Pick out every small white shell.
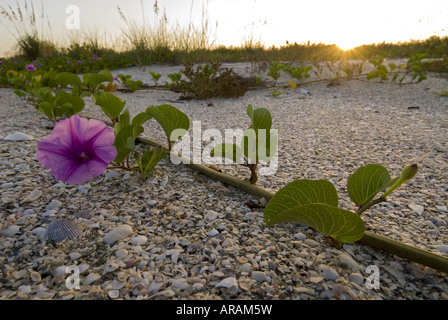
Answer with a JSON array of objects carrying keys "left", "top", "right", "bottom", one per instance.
[{"left": 45, "top": 219, "right": 83, "bottom": 243}]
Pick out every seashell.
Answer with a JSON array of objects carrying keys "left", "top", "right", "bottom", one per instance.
[{"left": 45, "top": 219, "right": 83, "bottom": 243}]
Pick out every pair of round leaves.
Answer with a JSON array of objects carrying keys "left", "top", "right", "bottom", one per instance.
[
  {"left": 265, "top": 164, "right": 407, "bottom": 243},
  {"left": 264, "top": 179, "right": 365, "bottom": 243}
]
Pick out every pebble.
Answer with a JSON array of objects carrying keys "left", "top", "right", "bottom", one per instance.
[
  {"left": 216, "top": 277, "right": 239, "bottom": 289},
  {"left": 293, "top": 232, "right": 307, "bottom": 240},
  {"left": 115, "top": 249, "right": 128, "bottom": 259},
  {"left": 4, "top": 131, "right": 34, "bottom": 141},
  {"left": 338, "top": 253, "right": 360, "bottom": 271},
  {"left": 436, "top": 205, "right": 447, "bottom": 213},
  {"left": 318, "top": 264, "right": 339, "bottom": 280},
  {"left": 409, "top": 204, "right": 424, "bottom": 215},
  {"left": 45, "top": 200, "right": 62, "bottom": 211},
  {"left": 252, "top": 271, "right": 267, "bottom": 282},
  {"left": 130, "top": 235, "right": 147, "bottom": 245},
  {"left": 349, "top": 273, "right": 364, "bottom": 285},
  {"left": 103, "top": 225, "right": 133, "bottom": 244},
  {"left": 69, "top": 252, "right": 82, "bottom": 260},
  {"left": 433, "top": 244, "right": 448, "bottom": 254},
  {"left": 108, "top": 290, "right": 120, "bottom": 299},
  {"left": 21, "top": 189, "right": 42, "bottom": 203},
  {"left": 207, "top": 229, "right": 219, "bottom": 237},
  {"left": 17, "top": 285, "right": 32, "bottom": 297},
  {"left": 78, "top": 185, "right": 91, "bottom": 195},
  {"left": 239, "top": 263, "right": 252, "bottom": 273},
  {"left": 85, "top": 273, "right": 101, "bottom": 285},
  {"left": 1, "top": 225, "right": 20, "bottom": 236}
]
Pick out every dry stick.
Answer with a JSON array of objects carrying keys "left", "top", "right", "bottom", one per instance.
[{"left": 137, "top": 136, "right": 448, "bottom": 274}]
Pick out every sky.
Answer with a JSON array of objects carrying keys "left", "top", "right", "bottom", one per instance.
[{"left": 1, "top": 0, "right": 448, "bottom": 57}]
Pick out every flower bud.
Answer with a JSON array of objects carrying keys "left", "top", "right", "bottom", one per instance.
[
  {"left": 381, "top": 163, "right": 418, "bottom": 199},
  {"left": 400, "top": 164, "right": 418, "bottom": 182}
]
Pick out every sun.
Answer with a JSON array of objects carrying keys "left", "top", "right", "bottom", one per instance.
[{"left": 336, "top": 39, "right": 361, "bottom": 51}]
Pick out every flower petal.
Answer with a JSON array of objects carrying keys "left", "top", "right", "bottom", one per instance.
[{"left": 36, "top": 115, "right": 117, "bottom": 185}]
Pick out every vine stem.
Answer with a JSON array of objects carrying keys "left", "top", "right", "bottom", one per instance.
[
  {"left": 135, "top": 136, "right": 448, "bottom": 274},
  {"left": 84, "top": 115, "right": 448, "bottom": 275}
]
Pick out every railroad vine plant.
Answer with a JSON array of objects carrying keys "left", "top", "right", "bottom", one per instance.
[
  {"left": 210, "top": 104, "right": 278, "bottom": 184},
  {"left": 264, "top": 163, "right": 418, "bottom": 244}
]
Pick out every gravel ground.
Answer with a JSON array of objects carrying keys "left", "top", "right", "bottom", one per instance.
[{"left": 1, "top": 61, "right": 448, "bottom": 300}]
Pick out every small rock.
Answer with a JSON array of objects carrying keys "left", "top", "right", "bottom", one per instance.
[
  {"left": 103, "top": 225, "right": 133, "bottom": 244},
  {"left": 21, "top": 189, "right": 42, "bottom": 203},
  {"left": 147, "top": 200, "right": 157, "bottom": 206},
  {"left": 84, "top": 273, "right": 101, "bottom": 285},
  {"left": 54, "top": 266, "right": 68, "bottom": 278},
  {"left": 115, "top": 249, "right": 128, "bottom": 259},
  {"left": 1, "top": 225, "right": 20, "bottom": 236},
  {"left": 349, "top": 272, "right": 364, "bottom": 285},
  {"left": 4, "top": 131, "right": 34, "bottom": 141},
  {"left": 207, "top": 228, "right": 219, "bottom": 237},
  {"left": 1, "top": 182, "right": 13, "bottom": 189},
  {"left": 192, "top": 283, "right": 204, "bottom": 291},
  {"left": 78, "top": 185, "right": 91, "bottom": 195},
  {"left": 338, "top": 253, "right": 360, "bottom": 271},
  {"left": 215, "top": 277, "right": 239, "bottom": 289},
  {"left": 69, "top": 252, "right": 82, "bottom": 260},
  {"left": 409, "top": 204, "right": 424, "bottom": 215},
  {"left": 108, "top": 290, "right": 120, "bottom": 299},
  {"left": 222, "top": 238, "right": 234, "bottom": 248},
  {"left": 130, "top": 235, "right": 147, "bottom": 245},
  {"left": 205, "top": 210, "right": 219, "bottom": 221},
  {"left": 433, "top": 244, "right": 448, "bottom": 253},
  {"left": 30, "top": 271, "right": 42, "bottom": 282},
  {"left": 252, "top": 271, "right": 267, "bottom": 282},
  {"left": 45, "top": 200, "right": 62, "bottom": 211},
  {"left": 169, "top": 279, "right": 189, "bottom": 290},
  {"left": 304, "top": 239, "right": 320, "bottom": 246},
  {"left": 17, "top": 285, "right": 32, "bottom": 297},
  {"left": 436, "top": 205, "right": 447, "bottom": 213},
  {"left": 105, "top": 171, "right": 121, "bottom": 179},
  {"left": 318, "top": 264, "right": 339, "bottom": 280},
  {"left": 293, "top": 232, "right": 307, "bottom": 240},
  {"left": 239, "top": 263, "right": 252, "bottom": 273}
]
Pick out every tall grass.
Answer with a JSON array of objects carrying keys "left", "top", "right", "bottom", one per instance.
[
  {"left": 1, "top": 0, "right": 448, "bottom": 67},
  {"left": 117, "top": 0, "right": 217, "bottom": 65},
  {"left": 0, "top": 0, "right": 57, "bottom": 59}
]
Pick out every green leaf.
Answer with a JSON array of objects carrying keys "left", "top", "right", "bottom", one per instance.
[
  {"left": 113, "top": 125, "right": 144, "bottom": 163},
  {"left": 132, "top": 111, "right": 153, "bottom": 127},
  {"left": 266, "top": 203, "right": 365, "bottom": 243},
  {"left": 210, "top": 143, "right": 243, "bottom": 163},
  {"left": 114, "top": 109, "right": 130, "bottom": 135},
  {"left": 146, "top": 104, "right": 190, "bottom": 144},
  {"left": 83, "top": 70, "right": 113, "bottom": 90},
  {"left": 55, "top": 72, "right": 82, "bottom": 88},
  {"left": 264, "top": 180, "right": 339, "bottom": 223},
  {"left": 141, "top": 146, "right": 166, "bottom": 179},
  {"left": 55, "top": 90, "right": 85, "bottom": 116},
  {"left": 347, "top": 164, "right": 392, "bottom": 207},
  {"left": 246, "top": 104, "right": 272, "bottom": 132},
  {"left": 94, "top": 92, "right": 126, "bottom": 121},
  {"left": 264, "top": 179, "right": 365, "bottom": 243}
]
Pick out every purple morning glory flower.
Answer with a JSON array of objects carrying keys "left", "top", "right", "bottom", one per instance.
[
  {"left": 93, "top": 54, "right": 98, "bottom": 61},
  {"left": 26, "top": 64, "right": 36, "bottom": 71},
  {"left": 36, "top": 115, "right": 117, "bottom": 185},
  {"left": 0, "top": 61, "right": 3, "bottom": 66},
  {"left": 67, "top": 61, "right": 73, "bottom": 64},
  {"left": 77, "top": 60, "right": 82, "bottom": 65}
]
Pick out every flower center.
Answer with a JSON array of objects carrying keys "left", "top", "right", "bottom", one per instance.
[{"left": 79, "top": 152, "right": 90, "bottom": 162}]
